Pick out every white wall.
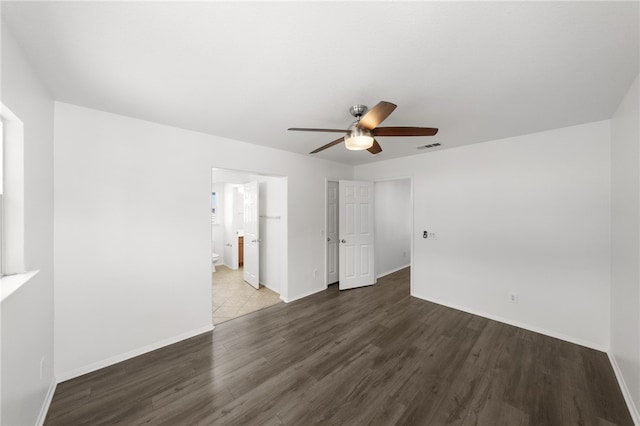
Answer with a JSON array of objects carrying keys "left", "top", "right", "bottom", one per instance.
[
  {"left": 356, "top": 121, "right": 611, "bottom": 350},
  {"left": 611, "top": 73, "right": 640, "bottom": 422},
  {"left": 375, "top": 179, "right": 411, "bottom": 277},
  {"left": 1, "top": 22, "right": 55, "bottom": 425},
  {"left": 54, "top": 102, "right": 351, "bottom": 379}
]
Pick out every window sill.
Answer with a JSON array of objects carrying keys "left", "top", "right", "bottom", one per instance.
[{"left": 1, "top": 270, "right": 39, "bottom": 303}]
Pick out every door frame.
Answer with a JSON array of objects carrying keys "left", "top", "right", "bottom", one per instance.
[
  {"left": 373, "top": 176, "right": 415, "bottom": 296},
  {"left": 211, "top": 167, "right": 288, "bottom": 297},
  {"left": 324, "top": 175, "right": 414, "bottom": 295}
]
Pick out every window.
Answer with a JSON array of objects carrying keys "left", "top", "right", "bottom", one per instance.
[{"left": 1, "top": 103, "right": 25, "bottom": 277}]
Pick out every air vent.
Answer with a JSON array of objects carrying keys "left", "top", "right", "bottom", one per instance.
[{"left": 417, "top": 142, "right": 441, "bottom": 150}]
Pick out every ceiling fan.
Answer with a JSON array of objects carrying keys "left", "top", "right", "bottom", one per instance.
[{"left": 288, "top": 101, "right": 438, "bottom": 155}]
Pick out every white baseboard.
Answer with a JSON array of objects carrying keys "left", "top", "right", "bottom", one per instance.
[
  {"left": 36, "top": 377, "right": 57, "bottom": 426},
  {"left": 608, "top": 352, "right": 640, "bottom": 425},
  {"left": 260, "top": 281, "right": 281, "bottom": 295},
  {"left": 377, "top": 263, "right": 410, "bottom": 279},
  {"left": 56, "top": 324, "right": 214, "bottom": 383},
  {"left": 412, "top": 292, "right": 607, "bottom": 352},
  {"left": 281, "top": 286, "right": 325, "bottom": 303}
]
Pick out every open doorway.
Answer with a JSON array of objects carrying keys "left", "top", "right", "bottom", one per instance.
[
  {"left": 324, "top": 177, "right": 412, "bottom": 292},
  {"left": 211, "top": 168, "right": 287, "bottom": 324},
  {"left": 374, "top": 178, "right": 412, "bottom": 280}
]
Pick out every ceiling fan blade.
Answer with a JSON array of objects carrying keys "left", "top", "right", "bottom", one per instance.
[
  {"left": 367, "top": 139, "right": 382, "bottom": 155},
  {"left": 357, "top": 101, "right": 397, "bottom": 130},
  {"left": 310, "top": 137, "right": 345, "bottom": 154},
  {"left": 373, "top": 126, "right": 439, "bottom": 137},
  {"left": 288, "top": 128, "right": 347, "bottom": 133}
]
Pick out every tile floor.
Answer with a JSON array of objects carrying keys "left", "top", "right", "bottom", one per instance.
[{"left": 212, "top": 265, "right": 282, "bottom": 325}]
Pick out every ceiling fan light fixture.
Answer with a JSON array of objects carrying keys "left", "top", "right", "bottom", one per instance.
[
  {"left": 344, "top": 126, "right": 374, "bottom": 151},
  {"left": 288, "top": 100, "right": 438, "bottom": 155}
]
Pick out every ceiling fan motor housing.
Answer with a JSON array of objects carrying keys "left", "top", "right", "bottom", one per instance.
[{"left": 349, "top": 104, "right": 368, "bottom": 119}]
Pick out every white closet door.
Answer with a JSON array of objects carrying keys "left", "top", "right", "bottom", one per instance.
[{"left": 339, "top": 180, "right": 375, "bottom": 290}]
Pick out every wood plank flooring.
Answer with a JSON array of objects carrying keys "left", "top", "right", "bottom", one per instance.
[{"left": 45, "top": 268, "right": 634, "bottom": 425}]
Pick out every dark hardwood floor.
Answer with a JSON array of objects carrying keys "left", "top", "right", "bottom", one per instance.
[{"left": 45, "top": 268, "right": 633, "bottom": 425}]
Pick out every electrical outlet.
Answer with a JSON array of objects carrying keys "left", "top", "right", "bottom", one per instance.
[
  {"left": 509, "top": 292, "right": 518, "bottom": 304},
  {"left": 313, "top": 269, "right": 318, "bottom": 278}
]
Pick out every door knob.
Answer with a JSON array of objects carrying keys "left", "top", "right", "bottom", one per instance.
[{"left": 341, "top": 239, "right": 346, "bottom": 243}]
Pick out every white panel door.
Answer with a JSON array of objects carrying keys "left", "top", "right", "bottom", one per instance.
[
  {"left": 327, "top": 181, "right": 339, "bottom": 285},
  {"left": 243, "top": 181, "right": 259, "bottom": 289},
  {"left": 339, "top": 180, "right": 375, "bottom": 290}
]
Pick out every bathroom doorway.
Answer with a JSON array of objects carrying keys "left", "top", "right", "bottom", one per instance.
[{"left": 211, "top": 168, "right": 287, "bottom": 324}]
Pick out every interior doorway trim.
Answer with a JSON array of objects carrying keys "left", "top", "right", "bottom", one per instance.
[
  {"left": 211, "top": 167, "right": 289, "bottom": 300},
  {"left": 323, "top": 176, "right": 414, "bottom": 296}
]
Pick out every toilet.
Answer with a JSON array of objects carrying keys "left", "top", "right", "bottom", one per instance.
[{"left": 211, "top": 252, "right": 220, "bottom": 272}]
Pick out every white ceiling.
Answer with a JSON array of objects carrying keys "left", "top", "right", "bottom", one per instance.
[{"left": 2, "top": 1, "right": 638, "bottom": 165}]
